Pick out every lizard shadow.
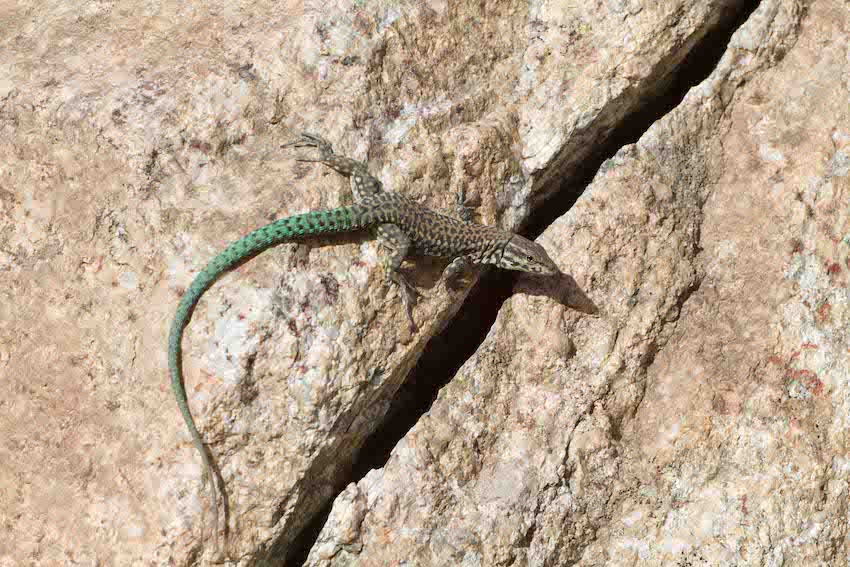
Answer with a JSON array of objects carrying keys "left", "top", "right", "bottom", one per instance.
[
  {"left": 515, "top": 271, "right": 599, "bottom": 315},
  {"left": 295, "top": 236, "right": 451, "bottom": 299},
  {"left": 396, "top": 259, "right": 599, "bottom": 321},
  {"left": 170, "top": 347, "right": 233, "bottom": 549},
  {"left": 292, "top": 236, "right": 587, "bottom": 311},
  {"left": 381, "top": 257, "right": 597, "bottom": 317},
  {"left": 402, "top": 255, "right": 458, "bottom": 290}
]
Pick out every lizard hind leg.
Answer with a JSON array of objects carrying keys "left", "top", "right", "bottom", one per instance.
[
  {"left": 283, "top": 132, "right": 353, "bottom": 175},
  {"left": 283, "top": 132, "right": 383, "bottom": 200}
]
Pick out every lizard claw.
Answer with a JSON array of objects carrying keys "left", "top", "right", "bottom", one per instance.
[
  {"left": 283, "top": 132, "right": 337, "bottom": 164},
  {"left": 282, "top": 132, "right": 333, "bottom": 151}
]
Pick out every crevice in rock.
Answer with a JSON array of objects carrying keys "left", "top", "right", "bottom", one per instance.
[
  {"left": 526, "top": 1, "right": 760, "bottom": 238},
  {"left": 284, "top": 1, "right": 761, "bottom": 563}
]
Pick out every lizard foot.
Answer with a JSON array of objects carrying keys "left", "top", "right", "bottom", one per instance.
[
  {"left": 442, "top": 256, "right": 472, "bottom": 290},
  {"left": 282, "top": 132, "right": 335, "bottom": 161}
]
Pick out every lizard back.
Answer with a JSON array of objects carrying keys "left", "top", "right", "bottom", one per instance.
[{"left": 360, "top": 192, "right": 512, "bottom": 263}]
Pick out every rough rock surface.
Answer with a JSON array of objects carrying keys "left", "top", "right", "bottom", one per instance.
[
  {"left": 309, "top": 0, "right": 850, "bottom": 564},
  {"left": 2, "top": 0, "right": 839, "bottom": 566}
]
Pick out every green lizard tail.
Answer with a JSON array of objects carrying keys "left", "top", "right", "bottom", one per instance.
[{"left": 167, "top": 205, "right": 369, "bottom": 548}]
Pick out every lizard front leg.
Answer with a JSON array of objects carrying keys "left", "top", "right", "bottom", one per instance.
[
  {"left": 375, "top": 223, "right": 418, "bottom": 332},
  {"left": 283, "top": 132, "right": 383, "bottom": 200},
  {"left": 442, "top": 256, "right": 472, "bottom": 287}
]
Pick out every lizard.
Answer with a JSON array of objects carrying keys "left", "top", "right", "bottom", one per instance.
[{"left": 167, "top": 132, "right": 561, "bottom": 552}]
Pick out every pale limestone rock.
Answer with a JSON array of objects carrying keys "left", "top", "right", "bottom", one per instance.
[
  {"left": 0, "top": 0, "right": 797, "bottom": 565},
  {"left": 310, "top": 0, "right": 850, "bottom": 565}
]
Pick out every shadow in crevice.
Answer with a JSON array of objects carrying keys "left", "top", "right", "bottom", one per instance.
[
  {"left": 284, "top": 1, "right": 761, "bottom": 564},
  {"left": 526, "top": 1, "right": 760, "bottom": 239}
]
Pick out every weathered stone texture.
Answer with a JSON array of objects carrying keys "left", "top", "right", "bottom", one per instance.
[
  {"left": 310, "top": 0, "right": 850, "bottom": 565},
  {"left": 4, "top": 0, "right": 843, "bottom": 565}
]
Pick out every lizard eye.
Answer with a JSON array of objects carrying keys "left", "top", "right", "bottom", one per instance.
[{"left": 526, "top": 254, "right": 534, "bottom": 261}]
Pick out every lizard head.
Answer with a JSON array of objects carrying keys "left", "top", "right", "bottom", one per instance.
[{"left": 499, "top": 234, "right": 561, "bottom": 275}]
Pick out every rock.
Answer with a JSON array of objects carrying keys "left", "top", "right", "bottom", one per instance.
[
  {"left": 309, "top": 0, "right": 850, "bottom": 564},
  {"left": 4, "top": 0, "right": 836, "bottom": 565}
]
